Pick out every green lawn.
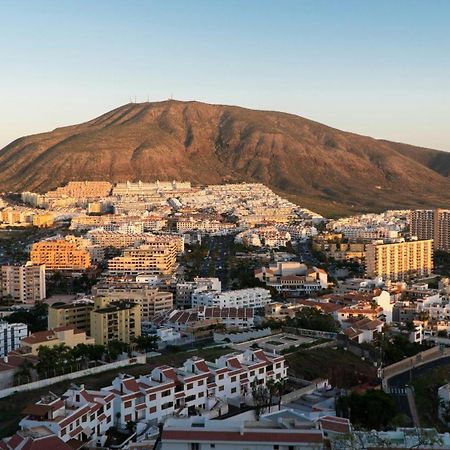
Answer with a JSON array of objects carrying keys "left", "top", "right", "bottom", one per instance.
[{"left": 0, "top": 346, "right": 230, "bottom": 438}]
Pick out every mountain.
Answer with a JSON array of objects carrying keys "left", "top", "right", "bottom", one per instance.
[{"left": 1, "top": 100, "right": 450, "bottom": 216}]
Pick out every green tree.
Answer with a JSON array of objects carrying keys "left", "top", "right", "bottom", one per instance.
[
  {"left": 286, "top": 307, "right": 339, "bottom": 332},
  {"left": 336, "top": 390, "right": 398, "bottom": 430}
]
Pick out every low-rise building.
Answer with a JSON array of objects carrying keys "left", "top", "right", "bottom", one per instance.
[
  {"left": 160, "top": 415, "right": 326, "bottom": 450},
  {"left": 20, "top": 326, "right": 95, "bottom": 355},
  {"left": 0, "top": 321, "right": 28, "bottom": 357},
  {"left": 19, "top": 387, "right": 114, "bottom": 445},
  {"left": 256, "top": 262, "right": 328, "bottom": 295},
  {"left": 192, "top": 287, "right": 271, "bottom": 309},
  {"left": 176, "top": 277, "right": 222, "bottom": 309}
]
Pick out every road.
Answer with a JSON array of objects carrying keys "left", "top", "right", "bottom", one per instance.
[
  {"left": 199, "top": 236, "right": 231, "bottom": 289},
  {"left": 386, "top": 356, "right": 450, "bottom": 424},
  {"left": 296, "top": 240, "right": 319, "bottom": 266}
]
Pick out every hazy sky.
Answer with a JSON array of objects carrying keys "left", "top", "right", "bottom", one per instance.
[{"left": 1, "top": 0, "right": 449, "bottom": 150}]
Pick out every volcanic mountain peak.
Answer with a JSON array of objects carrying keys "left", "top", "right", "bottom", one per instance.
[{"left": 1, "top": 100, "right": 450, "bottom": 216}]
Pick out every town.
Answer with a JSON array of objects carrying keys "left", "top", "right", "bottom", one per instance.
[{"left": 0, "top": 180, "right": 450, "bottom": 448}]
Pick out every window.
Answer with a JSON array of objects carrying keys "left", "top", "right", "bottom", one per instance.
[
  {"left": 198, "top": 392, "right": 204, "bottom": 398},
  {"left": 124, "top": 400, "right": 132, "bottom": 408},
  {"left": 198, "top": 379, "right": 204, "bottom": 386},
  {"left": 149, "top": 394, "right": 156, "bottom": 401},
  {"left": 61, "top": 428, "right": 66, "bottom": 436},
  {"left": 191, "top": 444, "right": 200, "bottom": 450},
  {"left": 231, "top": 376, "right": 236, "bottom": 382},
  {"left": 231, "top": 387, "right": 237, "bottom": 394},
  {"left": 186, "top": 383, "right": 194, "bottom": 390},
  {"left": 161, "top": 390, "right": 171, "bottom": 397},
  {"left": 219, "top": 386, "right": 224, "bottom": 392},
  {"left": 259, "top": 368, "right": 264, "bottom": 374},
  {"left": 149, "top": 406, "right": 157, "bottom": 414}
]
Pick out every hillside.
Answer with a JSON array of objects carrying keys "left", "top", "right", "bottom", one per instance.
[{"left": 1, "top": 100, "right": 450, "bottom": 215}]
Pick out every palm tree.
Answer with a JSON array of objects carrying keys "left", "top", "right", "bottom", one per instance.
[
  {"left": 266, "top": 378, "right": 277, "bottom": 412},
  {"left": 15, "top": 361, "right": 33, "bottom": 385},
  {"left": 275, "top": 378, "right": 287, "bottom": 410}
]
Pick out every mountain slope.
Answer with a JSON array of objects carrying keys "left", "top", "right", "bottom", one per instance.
[{"left": 1, "top": 100, "right": 449, "bottom": 215}]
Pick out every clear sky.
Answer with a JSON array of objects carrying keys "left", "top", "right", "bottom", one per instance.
[{"left": 1, "top": 0, "right": 449, "bottom": 150}]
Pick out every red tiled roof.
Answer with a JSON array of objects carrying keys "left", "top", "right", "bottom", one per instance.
[
  {"left": 319, "top": 416, "right": 351, "bottom": 433},
  {"left": 161, "top": 430, "right": 324, "bottom": 444},
  {"left": 123, "top": 378, "right": 140, "bottom": 392},
  {"left": 227, "top": 358, "right": 242, "bottom": 369}
]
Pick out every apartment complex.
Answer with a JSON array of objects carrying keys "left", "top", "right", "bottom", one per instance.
[
  {"left": 102, "top": 349, "right": 286, "bottom": 428},
  {"left": 176, "top": 277, "right": 222, "bottom": 309},
  {"left": 49, "top": 297, "right": 141, "bottom": 345},
  {"left": 93, "top": 283, "right": 173, "bottom": 321},
  {"left": 19, "top": 388, "right": 114, "bottom": 447},
  {"left": 88, "top": 230, "right": 184, "bottom": 252},
  {"left": 192, "top": 287, "right": 271, "bottom": 309},
  {"left": 48, "top": 300, "right": 94, "bottom": 332},
  {"left": 17, "top": 349, "right": 286, "bottom": 445},
  {"left": 0, "top": 321, "right": 28, "bottom": 357},
  {"left": 0, "top": 263, "right": 46, "bottom": 304},
  {"left": 30, "top": 240, "right": 91, "bottom": 271},
  {"left": 411, "top": 209, "right": 450, "bottom": 252},
  {"left": 366, "top": 239, "right": 433, "bottom": 281},
  {"left": 108, "top": 243, "right": 178, "bottom": 276},
  {"left": 90, "top": 297, "right": 141, "bottom": 345}
]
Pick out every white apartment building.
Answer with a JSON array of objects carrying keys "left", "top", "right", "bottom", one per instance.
[
  {"left": 19, "top": 388, "right": 114, "bottom": 446},
  {"left": 160, "top": 416, "right": 327, "bottom": 450},
  {"left": 20, "top": 350, "right": 286, "bottom": 442},
  {"left": 102, "top": 349, "right": 286, "bottom": 429},
  {"left": 192, "top": 287, "right": 271, "bottom": 309},
  {"left": 0, "top": 321, "right": 28, "bottom": 357},
  {"left": 176, "top": 277, "right": 222, "bottom": 309}
]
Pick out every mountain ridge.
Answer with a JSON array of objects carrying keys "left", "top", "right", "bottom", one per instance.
[{"left": 1, "top": 100, "right": 450, "bottom": 216}]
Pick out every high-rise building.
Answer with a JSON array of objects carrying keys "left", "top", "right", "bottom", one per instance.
[
  {"left": 49, "top": 297, "right": 141, "bottom": 346},
  {"left": 366, "top": 239, "right": 433, "bottom": 281},
  {"left": 0, "top": 263, "right": 46, "bottom": 304},
  {"left": 92, "top": 283, "right": 173, "bottom": 322},
  {"left": 48, "top": 300, "right": 94, "bottom": 332},
  {"left": 410, "top": 209, "right": 450, "bottom": 252},
  {"left": 90, "top": 297, "right": 141, "bottom": 346},
  {"left": 30, "top": 240, "right": 91, "bottom": 271}
]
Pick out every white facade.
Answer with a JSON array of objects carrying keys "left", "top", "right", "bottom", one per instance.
[
  {"left": 161, "top": 416, "right": 326, "bottom": 450},
  {"left": 102, "top": 349, "right": 287, "bottom": 429},
  {"left": 0, "top": 321, "right": 28, "bottom": 357},
  {"left": 192, "top": 287, "right": 271, "bottom": 309}
]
